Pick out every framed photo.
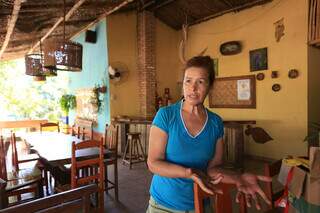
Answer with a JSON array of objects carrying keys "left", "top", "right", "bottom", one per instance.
[{"left": 250, "top": 47, "right": 268, "bottom": 71}]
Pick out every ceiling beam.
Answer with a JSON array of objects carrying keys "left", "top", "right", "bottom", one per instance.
[
  {"left": 71, "top": 0, "right": 134, "bottom": 39},
  {"left": 28, "top": 0, "right": 87, "bottom": 54},
  {"left": 190, "top": 0, "right": 272, "bottom": 26},
  {"left": 0, "top": 0, "right": 22, "bottom": 59},
  {"left": 152, "top": 0, "right": 176, "bottom": 11}
]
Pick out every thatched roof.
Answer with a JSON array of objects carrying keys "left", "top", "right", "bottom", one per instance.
[{"left": 0, "top": 0, "right": 272, "bottom": 61}]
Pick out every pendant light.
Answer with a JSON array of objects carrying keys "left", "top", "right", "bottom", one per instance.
[
  {"left": 43, "top": 0, "right": 82, "bottom": 72},
  {"left": 25, "top": 40, "right": 57, "bottom": 78}
]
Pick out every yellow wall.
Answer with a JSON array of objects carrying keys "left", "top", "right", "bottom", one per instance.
[
  {"left": 107, "top": 12, "right": 140, "bottom": 117},
  {"left": 184, "top": 0, "right": 309, "bottom": 159},
  {"left": 107, "top": 12, "right": 180, "bottom": 118},
  {"left": 156, "top": 19, "right": 181, "bottom": 102}
]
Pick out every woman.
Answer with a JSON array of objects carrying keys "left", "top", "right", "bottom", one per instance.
[{"left": 147, "top": 56, "right": 271, "bottom": 213}]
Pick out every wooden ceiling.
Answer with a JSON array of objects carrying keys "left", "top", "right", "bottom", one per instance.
[{"left": 0, "top": 0, "right": 272, "bottom": 61}]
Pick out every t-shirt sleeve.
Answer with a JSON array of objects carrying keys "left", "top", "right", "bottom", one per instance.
[
  {"left": 217, "top": 116, "right": 224, "bottom": 139},
  {"left": 152, "top": 107, "right": 169, "bottom": 134}
]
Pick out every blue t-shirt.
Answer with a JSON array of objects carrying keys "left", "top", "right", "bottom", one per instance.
[{"left": 149, "top": 101, "right": 224, "bottom": 211}]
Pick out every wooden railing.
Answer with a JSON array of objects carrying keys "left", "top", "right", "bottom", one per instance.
[
  {"left": 0, "top": 120, "right": 48, "bottom": 133},
  {"left": 0, "top": 182, "right": 98, "bottom": 212}
]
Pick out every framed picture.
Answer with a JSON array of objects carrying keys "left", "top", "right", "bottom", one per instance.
[
  {"left": 220, "top": 41, "right": 242, "bottom": 55},
  {"left": 250, "top": 47, "right": 268, "bottom": 71},
  {"left": 209, "top": 75, "right": 256, "bottom": 108}
]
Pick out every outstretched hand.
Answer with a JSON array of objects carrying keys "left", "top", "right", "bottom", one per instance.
[
  {"left": 235, "top": 173, "right": 272, "bottom": 210},
  {"left": 187, "top": 168, "right": 223, "bottom": 195}
]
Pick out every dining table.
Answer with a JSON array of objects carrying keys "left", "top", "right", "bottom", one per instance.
[{"left": 20, "top": 132, "right": 108, "bottom": 166}]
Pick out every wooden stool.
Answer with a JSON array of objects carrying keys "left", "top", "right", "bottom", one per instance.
[{"left": 122, "top": 132, "right": 147, "bottom": 169}]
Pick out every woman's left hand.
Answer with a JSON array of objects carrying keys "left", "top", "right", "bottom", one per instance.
[{"left": 235, "top": 173, "right": 272, "bottom": 210}]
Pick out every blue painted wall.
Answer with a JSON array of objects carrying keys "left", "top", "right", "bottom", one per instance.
[{"left": 68, "top": 20, "right": 110, "bottom": 133}]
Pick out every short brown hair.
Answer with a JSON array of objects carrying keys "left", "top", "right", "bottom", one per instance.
[{"left": 184, "top": 56, "right": 215, "bottom": 87}]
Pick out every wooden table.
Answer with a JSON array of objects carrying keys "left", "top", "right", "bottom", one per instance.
[{"left": 21, "top": 132, "right": 107, "bottom": 166}]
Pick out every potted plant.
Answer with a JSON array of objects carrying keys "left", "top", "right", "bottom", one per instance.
[
  {"left": 94, "top": 78, "right": 107, "bottom": 94},
  {"left": 59, "top": 94, "right": 76, "bottom": 125},
  {"left": 92, "top": 87, "right": 103, "bottom": 113}
]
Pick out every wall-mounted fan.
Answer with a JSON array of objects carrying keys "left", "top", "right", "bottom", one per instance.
[{"left": 108, "top": 62, "right": 129, "bottom": 85}]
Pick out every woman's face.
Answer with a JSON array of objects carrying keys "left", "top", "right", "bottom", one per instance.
[{"left": 183, "top": 67, "right": 210, "bottom": 106}]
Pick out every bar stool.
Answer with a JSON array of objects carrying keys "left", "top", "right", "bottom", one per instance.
[{"left": 122, "top": 132, "right": 147, "bottom": 169}]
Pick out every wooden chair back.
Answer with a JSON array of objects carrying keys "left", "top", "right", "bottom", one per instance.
[
  {"left": 0, "top": 136, "right": 7, "bottom": 181},
  {"left": 264, "top": 159, "right": 283, "bottom": 209},
  {"left": 71, "top": 118, "right": 93, "bottom": 140},
  {"left": 40, "top": 122, "right": 60, "bottom": 133},
  {"left": 71, "top": 139, "right": 104, "bottom": 212},
  {"left": 9, "top": 132, "right": 19, "bottom": 172},
  {"left": 105, "top": 123, "right": 119, "bottom": 156},
  {"left": 0, "top": 184, "right": 98, "bottom": 213},
  {"left": 194, "top": 182, "right": 247, "bottom": 213}
]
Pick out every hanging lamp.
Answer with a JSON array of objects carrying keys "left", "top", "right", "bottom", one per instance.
[
  {"left": 25, "top": 40, "right": 57, "bottom": 78},
  {"left": 43, "top": 0, "right": 82, "bottom": 72}
]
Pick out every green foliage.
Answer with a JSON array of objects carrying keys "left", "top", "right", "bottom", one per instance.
[
  {"left": 0, "top": 59, "right": 68, "bottom": 121},
  {"left": 92, "top": 85, "right": 103, "bottom": 113},
  {"left": 59, "top": 94, "right": 76, "bottom": 114}
]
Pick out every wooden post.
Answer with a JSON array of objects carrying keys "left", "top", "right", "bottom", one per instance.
[{"left": 0, "top": 178, "right": 8, "bottom": 209}]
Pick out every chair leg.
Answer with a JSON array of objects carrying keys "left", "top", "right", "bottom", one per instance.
[
  {"left": 129, "top": 139, "right": 133, "bottom": 169},
  {"left": 122, "top": 139, "right": 130, "bottom": 163},
  {"left": 114, "top": 161, "right": 119, "bottom": 202},
  {"left": 37, "top": 179, "right": 44, "bottom": 198},
  {"left": 105, "top": 164, "right": 108, "bottom": 194},
  {"left": 137, "top": 138, "right": 147, "bottom": 167},
  {"left": 134, "top": 141, "right": 139, "bottom": 159}
]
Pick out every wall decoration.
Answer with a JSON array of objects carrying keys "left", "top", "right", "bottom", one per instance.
[
  {"left": 271, "top": 71, "right": 278, "bottom": 78},
  {"left": 250, "top": 47, "right": 268, "bottom": 71},
  {"left": 288, "top": 69, "right": 299, "bottom": 79},
  {"left": 209, "top": 75, "right": 256, "bottom": 108},
  {"left": 75, "top": 88, "right": 98, "bottom": 123},
  {"left": 274, "top": 18, "right": 285, "bottom": 42},
  {"left": 272, "top": 83, "right": 281, "bottom": 92},
  {"left": 256, "top": 73, "right": 265, "bottom": 81},
  {"left": 220, "top": 41, "right": 242, "bottom": 55}
]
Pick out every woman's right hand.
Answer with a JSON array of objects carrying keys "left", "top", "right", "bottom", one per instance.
[{"left": 186, "top": 168, "right": 223, "bottom": 195}]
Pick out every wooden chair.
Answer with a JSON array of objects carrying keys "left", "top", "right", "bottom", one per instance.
[
  {"left": 70, "top": 139, "right": 105, "bottom": 212},
  {"left": 194, "top": 182, "right": 247, "bottom": 213},
  {"left": 40, "top": 122, "right": 60, "bottom": 133},
  {"left": 10, "top": 132, "right": 39, "bottom": 171},
  {"left": 71, "top": 118, "right": 93, "bottom": 140},
  {"left": 122, "top": 132, "right": 147, "bottom": 169},
  {"left": 104, "top": 123, "right": 119, "bottom": 201},
  {"left": 264, "top": 160, "right": 284, "bottom": 211},
  {"left": 0, "top": 184, "right": 98, "bottom": 212},
  {"left": 0, "top": 135, "right": 43, "bottom": 208}
]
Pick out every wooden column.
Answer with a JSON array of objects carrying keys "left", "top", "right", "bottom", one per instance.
[{"left": 0, "top": 178, "right": 8, "bottom": 210}]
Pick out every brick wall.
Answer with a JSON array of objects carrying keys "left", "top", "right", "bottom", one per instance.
[{"left": 137, "top": 10, "right": 156, "bottom": 119}]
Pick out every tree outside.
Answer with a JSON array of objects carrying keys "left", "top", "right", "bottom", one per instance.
[{"left": 0, "top": 59, "right": 69, "bottom": 121}]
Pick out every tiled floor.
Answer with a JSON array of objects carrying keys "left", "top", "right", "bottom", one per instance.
[
  {"left": 103, "top": 158, "right": 280, "bottom": 213},
  {"left": 104, "top": 161, "right": 152, "bottom": 213}
]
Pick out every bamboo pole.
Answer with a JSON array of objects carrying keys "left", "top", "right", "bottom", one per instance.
[
  {"left": 0, "top": 0, "right": 22, "bottom": 59},
  {"left": 28, "top": 0, "right": 87, "bottom": 54}
]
